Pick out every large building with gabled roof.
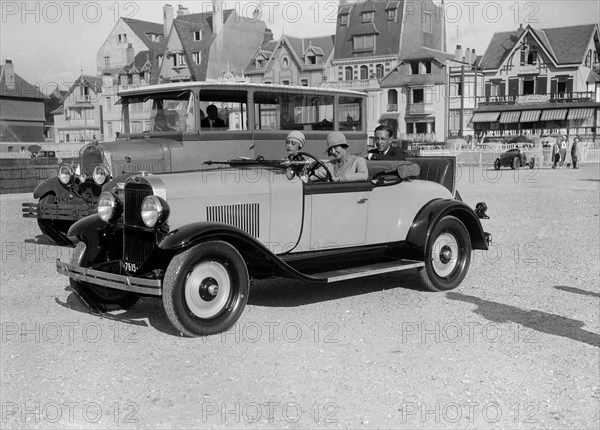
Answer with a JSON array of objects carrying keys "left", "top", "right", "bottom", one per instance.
[
  {"left": 244, "top": 32, "right": 336, "bottom": 86},
  {"left": 0, "top": 60, "right": 47, "bottom": 144},
  {"left": 473, "top": 23, "right": 600, "bottom": 142}
]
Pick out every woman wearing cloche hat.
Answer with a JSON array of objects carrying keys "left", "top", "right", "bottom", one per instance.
[
  {"left": 312, "top": 131, "right": 368, "bottom": 182},
  {"left": 285, "top": 130, "right": 306, "bottom": 161}
]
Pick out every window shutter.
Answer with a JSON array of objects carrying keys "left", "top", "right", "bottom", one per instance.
[
  {"left": 550, "top": 78, "right": 557, "bottom": 94},
  {"left": 508, "top": 77, "right": 519, "bottom": 96},
  {"left": 485, "top": 82, "right": 491, "bottom": 98},
  {"left": 566, "top": 77, "right": 574, "bottom": 93},
  {"left": 536, "top": 76, "right": 547, "bottom": 95},
  {"left": 499, "top": 81, "right": 506, "bottom": 97}
]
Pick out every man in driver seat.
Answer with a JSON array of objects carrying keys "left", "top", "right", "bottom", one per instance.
[{"left": 312, "top": 132, "right": 368, "bottom": 182}]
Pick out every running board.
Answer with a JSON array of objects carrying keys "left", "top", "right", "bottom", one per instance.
[{"left": 311, "top": 260, "right": 424, "bottom": 283}]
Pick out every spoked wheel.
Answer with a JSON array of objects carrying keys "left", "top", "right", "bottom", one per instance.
[
  {"left": 163, "top": 241, "right": 249, "bottom": 337},
  {"left": 418, "top": 216, "right": 472, "bottom": 292},
  {"left": 69, "top": 242, "right": 140, "bottom": 311},
  {"left": 494, "top": 159, "right": 500, "bottom": 170},
  {"left": 37, "top": 194, "right": 74, "bottom": 246}
]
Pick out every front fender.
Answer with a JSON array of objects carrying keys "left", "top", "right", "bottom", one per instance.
[
  {"left": 405, "top": 199, "right": 488, "bottom": 255},
  {"left": 68, "top": 215, "right": 122, "bottom": 263},
  {"left": 159, "top": 222, "right": 321, "bottom": 282},
  {"left": 33, "top": 176, "right": 70, "bottom": 199}
]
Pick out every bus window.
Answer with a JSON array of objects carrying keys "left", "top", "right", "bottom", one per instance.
[
  {"left": 338, "top": 96, "right": 363, "bottom": 131},
  {"left": 254, "top": 92, "right": 334, "bottom": 131},
  {"left": 199, "top": 89, "right": 248, "bottom": 131}
]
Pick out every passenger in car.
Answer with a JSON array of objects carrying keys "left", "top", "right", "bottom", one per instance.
[
  {"left": 285, "top": 130, "right": 306, "bottom": 161},
  {"left": 313, "top": 131, "right": 368, "bottom": 182},
  {"left": 368, "top": 125, "right": 412, "bottom": 160},
  {"left": 201, "top": 105, "right": 226, "bottom": 129}
]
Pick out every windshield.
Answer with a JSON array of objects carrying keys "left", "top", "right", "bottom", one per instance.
[{"left": 121, "top": 91, "right": 195, "bottom": 134}]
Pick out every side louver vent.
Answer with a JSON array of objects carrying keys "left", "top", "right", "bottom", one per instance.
[{"left": 207, "top": 203, "right": 259, "bottom": 238}]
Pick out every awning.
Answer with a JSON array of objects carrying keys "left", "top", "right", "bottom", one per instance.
[
  {"left": 471, "top": 112, "right": 500, "bottom": 122},
  {"left": 499, "top": 111, "right": 521, "bottom": 123},
  {"left": 540, "top": 109, "right": 567, "bottom": 121},
  {"left": 379, "top": 113, "right": 400, "bottom": 120},
  {"left": 520, "top": 110, "right": 541, "bottom": 122},
  {"left": 568, "top": 108, "right": 594, "bottom": 120}
]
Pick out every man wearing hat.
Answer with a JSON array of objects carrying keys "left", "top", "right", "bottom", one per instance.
[
  {"left": 312, "top": 131, "right": 368, "bottom": 182},
  {"left": 285, "top": 130, "right": 305, "bottom": 161}
]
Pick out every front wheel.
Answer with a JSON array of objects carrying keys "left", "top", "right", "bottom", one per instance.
[
  {"left": 69, "top": 242, "right": 140, "bottom": 310},
  {"left": 418, "top": 216, "right": 472, "bottom": 292},
  {"left": 162, "top": 241, "right": 249, "bottom": 337}
]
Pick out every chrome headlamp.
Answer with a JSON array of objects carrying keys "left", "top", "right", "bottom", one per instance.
[
  {"left": 141, "top": 195, "right": 169, "bottom": 228},
  {"left": 92, "top": 164, "right": 110, "bottom": 185},
  {"left": 58, "top": 164, "right": 75, "bottom": 185},
  {"left": 97, "top": 192, "right": 122, "bottom": 222}
]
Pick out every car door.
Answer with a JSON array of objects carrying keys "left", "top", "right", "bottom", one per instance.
[{"left": 304, "top": 181, "right": 373, "bottom": 249}]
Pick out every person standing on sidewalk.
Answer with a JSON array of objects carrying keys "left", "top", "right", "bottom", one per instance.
[
  {"left": 571, "top": 137, "right": 580, "bottom": 169},
  {"left": 558, "top": 135, "right": 568, "bottom": 168}
]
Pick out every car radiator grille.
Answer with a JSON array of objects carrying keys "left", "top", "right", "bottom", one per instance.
[
  {"left": 80, "top": 145, "right": 104, "bottom": 177},
  {"left": 123, "top": 182, "right": 155, "bottom": 271},
  {"left": 207, "top": 203, "right": 259, "bottom": 238}
]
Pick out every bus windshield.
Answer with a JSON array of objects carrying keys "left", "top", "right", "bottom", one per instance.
[{"left": 122, "top": 91, "right": 195, "bottom": 134}]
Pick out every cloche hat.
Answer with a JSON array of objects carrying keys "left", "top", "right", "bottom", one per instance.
[
  {"left": 286, "top": 130, "right": 305, "bottom": 148},
  {"left": 326, "top": 131, "right": 349, "bottom": 151}
]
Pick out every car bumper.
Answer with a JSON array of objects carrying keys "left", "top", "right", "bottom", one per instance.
[
  {"left": 56, "top": 260, "right": 163, "bottom": 296},
  {"left": 22, "top": 202, "right": 97, "bottom": 220}
]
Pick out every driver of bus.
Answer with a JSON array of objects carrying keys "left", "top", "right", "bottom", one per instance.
[{"left": 153, "top": 112, "right": 174, "bottom": 132}]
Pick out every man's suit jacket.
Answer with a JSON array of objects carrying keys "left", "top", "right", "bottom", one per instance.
[
  {"left": 201, "top": 117, "right": 226, "bottom": 128},
  {"left": 368, "top": 145, "right": 411, "bottom": 160}
]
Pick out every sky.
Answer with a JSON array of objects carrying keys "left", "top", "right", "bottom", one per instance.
[{"left": 1, "top": 0, "right": 598, "bottom": 93}]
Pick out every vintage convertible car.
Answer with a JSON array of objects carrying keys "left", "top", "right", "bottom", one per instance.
[
  {"left": 56, "top": 155, "right": 491, "bottom": 337},
  {"left": 494, "top": 147, "right": 535, "bottom": 170}
]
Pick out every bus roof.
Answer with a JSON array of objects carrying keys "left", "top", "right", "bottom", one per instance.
[{"left": 117, "top": 81, "right": 366, "bottom": 98}]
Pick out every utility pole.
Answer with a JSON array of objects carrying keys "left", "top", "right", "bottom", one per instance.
[{"left": 460, "top": 65, "right": 465, "bottom": 138}]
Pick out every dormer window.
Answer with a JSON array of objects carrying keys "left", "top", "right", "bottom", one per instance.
[
  {"left": 388, "top": 9, "right": 397, "bottom": 20},
  {"left": 118, "top": 34, "right": 127, "bottom": 43},
  {"left": 306, "top": 55, "right": 317, "bottom": 65},
  {"left": 340, "top": 14, "right": 349, "bottom": 25},
  {"left": 362, "top": 11, "right": 374, "bottom": 23},
  {"left": 410, "top": 62, "right": 419, "bottom": 75},
  {"left": 193, "top": 30, "right": 201, "bottom": 41},
  {"left": 353, "top": 35, "right": 375, "bottom": 52},
  {"left": 192, "top": 52, "right": 201, "bottom": 64}
]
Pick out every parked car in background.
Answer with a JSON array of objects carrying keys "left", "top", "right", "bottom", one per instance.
[
  {"left": 494, "top": 147, "right": 535, "bottom": 170},
  {"left": 56, "top": 155, "right": 491, "bottom": 337},
  {"left": 22, "top": 82, "right": 368, "bottom": 245}
]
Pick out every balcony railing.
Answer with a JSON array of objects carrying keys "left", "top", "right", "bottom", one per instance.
[
  {"left": 406, "top": 103, "right": 435, "bottom": 115},
  {"left": 387, "top": 104, "right": 398, "bottom": 112},
  {"left": 550, "top": 91, "right": 596, "bottom": 102},
  {"left": 399, "top": 133, "right": 437, "bottom": 143},
  {"left": 477, "top": 95, "right": 517, "bottom": 106}
]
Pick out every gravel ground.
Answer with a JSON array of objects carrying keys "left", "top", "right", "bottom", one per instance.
[{"left": 1, "top": 164, "right": 599, "bottom": 429}]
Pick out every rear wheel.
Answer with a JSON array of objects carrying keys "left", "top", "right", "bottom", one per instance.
[
  {"left": 69, "top": 242, "right": 140, "bottom": 310},
  {"left": 494, "top": 159, "right": 500, "bottom": 170},
  {"left": 163, "top": 241, "right": 249, "bottom": 337},
  {"left": 418, "top": 216, "right": 472, "bottom": 292},
  {"left": 36, "top": 194, "right": 74, "bottom": 246}
]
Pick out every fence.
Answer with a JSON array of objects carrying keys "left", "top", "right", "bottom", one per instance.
[
  {"left": 0, "top": 158, "right": 62, "bottom": 194},
  {"left": 420, "top": 148, "right": 600, "bottom": 166}
]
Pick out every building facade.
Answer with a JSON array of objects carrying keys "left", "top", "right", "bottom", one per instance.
[
  {"left": 332, "top": 0, "right": 446, "bottom": 133},
  {"left": 0, "top": 60, "right": 47, "bottom": 144},
  {"left": 52, "top": 75, "right": 103, "bottom": 143},
  {"left": 244, "top": 31, "right": 336, "bottom": 87},
  {"left": 473, "top": 24, "right": 600, "bottom": 142}
]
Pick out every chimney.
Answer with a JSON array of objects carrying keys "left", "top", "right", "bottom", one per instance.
[
  {"left": 3, "top": 60, "right": 15, "bottom": 91},
  {"left": 470, "top": 49, "right": 476, "bottom": 65},
  {"left": 517, "top": 23, "right": 524, "bottom": 33},
  {"left": 177, "top": 4, "right": 189, "bottom": 16},
  {"left": 454, "top": 45, "right": 463, "bottom": 62},
  {"left": 263, "top": 28, "right": 274, "bottom": 45},
  {"left": 126, "top": 43, "right": 134, "bottom": 64},
  {"left": 252, "top": 7, "right": 260, "bottom": 20},
  {"left": 163, "top": 4, "right": 174, "bottom": 37},
  {"left": 464, "top": 48, "right": 472, "bottom": 65}
]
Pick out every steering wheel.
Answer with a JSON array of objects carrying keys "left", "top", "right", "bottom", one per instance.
[{"left": 297, "top": 152, "right": 333, "bottom": 182}]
